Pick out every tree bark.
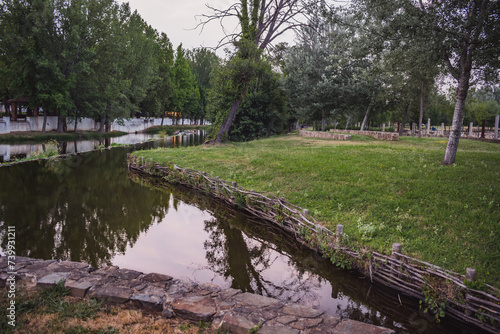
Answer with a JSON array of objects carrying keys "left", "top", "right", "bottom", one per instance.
[
  {"left": 441, "top": 48, "right": 473, "bottom": 164},
  {"left": 100, "top": 114, "right": 106, "bottom": 133},
  {"left": 42, "top": 112, "right": 47, "bottom": 133},
  {"left": 321, "top": 110, "right": 326, "bottom": 132},
  {"left": 360, "top": 101, "right": 373, "bottom": 131},
  {"left": 57, "top": 114, "right": 64, "bottom": 133},
  {"left": 418, "top": 79, "right": 424, "bottom": 138},
  {"left": 399, "top": 103, "right": 410, "bottom": 136},
  {"left": 441, "top": 74, "right": 470, "bottom": 165},
  {"left": 214, "top": 83, "right": 249, "bottom": 143}
]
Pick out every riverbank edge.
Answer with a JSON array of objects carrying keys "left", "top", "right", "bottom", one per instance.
[
  {"left": 126, "top": 157, "right": 500, "bottom": 333},
  {"left": 0, "top": 256, "right": 394, "bottom": 334}
]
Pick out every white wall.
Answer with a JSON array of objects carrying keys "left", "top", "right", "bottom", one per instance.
[{"left": 0, "top": 116, "right": 210, "bottom": 134}]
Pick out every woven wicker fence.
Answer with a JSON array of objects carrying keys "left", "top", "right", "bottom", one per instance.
[{"left": 127, "top": 155, "right": 500, "bottom": 333}]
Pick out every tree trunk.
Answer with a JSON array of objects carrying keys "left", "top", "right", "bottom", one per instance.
[
  {"left": 360, "top": 101, "right": 373, "bottom": 131},
  {"left": 441, "top": 75, "right": 470, "bottom": 165},
  {"left": 161, "top": 115, "right": 165, "bottom": 126},
  {"left": 42, "top": 112, "right": 47, "bottom": 133},
  {"left": 418, "top": 79, "right": 424, "bottom": 138},
  {"left": 57, "top": 114, "right": 64, "bottom": 133},
  {"left": 441, "top": 50, "right": 473, "bottom": 164},
  {"left": 399, "top": 103, "right": 410, "bottom": 136},
  {"left": 74, "top": 117, "right": 78, "bottom": 132},
  {"left": 214, "top": 83, "right": 249, "bottom": 143},
  {"left": 215, "top": 96, "right": 245, "bottom": 143},
  {"left": 100, "top": 114, "right": 106, "bottom": 133},
  {"left": 321, "top": 110, "right": 326, "bottom": 132}
]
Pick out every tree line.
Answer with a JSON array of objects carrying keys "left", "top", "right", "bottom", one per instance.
[
  {"left": 204, "top": 0, "right": 499, "bottom": 164},
  {"left": 1, "top": 0, "right": 499, "bottom": 164},
  {"left": 0, "top": 0, "right": 218, "bottom": 132}
]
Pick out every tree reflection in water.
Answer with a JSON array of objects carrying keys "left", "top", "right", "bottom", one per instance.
[{"left": 0, "top": 148, "right": 171, "bottom": 268}]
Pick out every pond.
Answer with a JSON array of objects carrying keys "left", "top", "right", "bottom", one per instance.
[{"left": 0, "top": 131, "right": 482, "bottom": 333}]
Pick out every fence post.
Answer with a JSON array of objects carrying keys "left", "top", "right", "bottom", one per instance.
[
  {"left": 469, "top": 122, "right": 474, "bottom": 137},
  {"left": 495, "top": 115, "right": 499, "bottom": 140},
  {"left": 336, "top": 224, "right": 343, "bottom": 245},
  {"left": 465, "top": 268, "right": 476, "bottom": 317},
  {"left": 392, "top": 243, "right": 402, "bottom": 260}
]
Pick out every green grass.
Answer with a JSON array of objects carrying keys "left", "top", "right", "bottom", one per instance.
[
  {"left": 0, "top": 131, "right": 127, "bottom": 144},
  {"left": 132, "top": 134, "right": 500, "bottom": 287}
]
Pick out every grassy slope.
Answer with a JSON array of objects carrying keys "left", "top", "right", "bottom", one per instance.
[{"left": 133, "top": 134, "right": 500, "bottom": 286}]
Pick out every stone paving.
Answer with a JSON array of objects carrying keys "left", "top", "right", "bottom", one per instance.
[{"left": 0, "top": 256, "right": 394, "bottom": 334}]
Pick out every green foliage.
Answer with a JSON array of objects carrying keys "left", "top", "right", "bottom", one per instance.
[
  {"left": 419, "top": 278, "right": 448, "bottom": 323},
  {"left": 172, "top": 44, "right": 202, "bottom": 122},
  {"left": 0, "top": 0, "right": 160, "bottom": 130},
  {"left": 228, "top": 60, "right": 288, "bottom": 142}
]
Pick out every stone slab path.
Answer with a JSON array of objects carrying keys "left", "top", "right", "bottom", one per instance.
[{"left": 1, "top": 256, "right": 394, "bottom": 334}]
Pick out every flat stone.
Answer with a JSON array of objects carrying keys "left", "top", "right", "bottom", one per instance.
[
  {"left": 232, "top": 292, "right": 281, "bottom": 308},
  {"left": 115, "top": 268, "right": 142, "bottom": 280},
  {"left": 92, "top": 265, "right": 119, "bottom": 276},
  {"left": 289, "top": 317, "right": 323, "bottom": 330},
  {"left": 218, "top": 288, "right": 241, "bottom": 301},
  {"left": 282, "top": 304, "right": 323, "bottom": 318},
  {"left": 259, "top": 325, "right": 299, "bottom": 334},
  {"left": 23, "top": 260, "right": 57, "bottom": 273},
  {"left": 172, "top": 295, "right": 216, "bottom": 322},
  {"left": 306, "top": 315, "right": 342, "bottom": 334},
  {"left": 166, "top": 279, "right": 197, "bottom": 296},
  {"left": 219, "top": 312, "right": 261, "bottom": 334},
  {"left": 142, "top": 272, "right": 172, "bottom": 287},
  {"left": 65, "top": 276, "right": 101, "bottom": 297},
  {"left": 37, "top": 272, "right": 71, "bottom": 289},
  {"left": 333, "top": 319, "right": 395, "bottom": 334},
  {"left": 59, "top": 261, "right": 92, "bottom": 270},
  {"left": 90, "top": 285, "right": 133, "bottom": 304},
  {"left": 276, "top": 315, "right": 297, "bottom": 325},
  {"left": 131, "top": 287, "right": 166, "bottom": 310},
  {"left": 197, "top": 283, "right": 221, "bottom": 295}
]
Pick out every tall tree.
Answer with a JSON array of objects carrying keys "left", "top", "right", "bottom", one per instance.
[
  {"left": 354, "top": 0, "right": 500, "bottom": 164},
  {"left": 202, "top": 0, "right": 314, "bottom": 143},
  {"left": 140, "top": 32, "right": 175, "bottom": 124},
  {"left": 172, "top": 44, "right": 201, "bottom": 124},
  {"left": 186, "top": 48, "right": 220, "bottom": 124}
]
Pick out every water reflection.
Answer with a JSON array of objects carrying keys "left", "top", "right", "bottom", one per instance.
[{"left": 0, "top": 131, "right": 204, "bottom": 162}]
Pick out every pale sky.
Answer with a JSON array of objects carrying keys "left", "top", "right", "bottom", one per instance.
[{"left": 117, "top": 0, "right": 240, "bottom": 54}]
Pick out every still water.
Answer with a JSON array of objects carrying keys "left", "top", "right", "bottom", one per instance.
[{"left": 0, "top": 132, "right": 482, "bottom": 333}]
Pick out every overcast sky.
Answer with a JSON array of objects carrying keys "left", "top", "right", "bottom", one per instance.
[{"left": 117, "top": 0, "right": 240, "bottom": 54}]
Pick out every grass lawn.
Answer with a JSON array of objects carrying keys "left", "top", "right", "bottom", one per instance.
[{"left": 132, "top": 133, "right": 500, "bottom": 287}]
